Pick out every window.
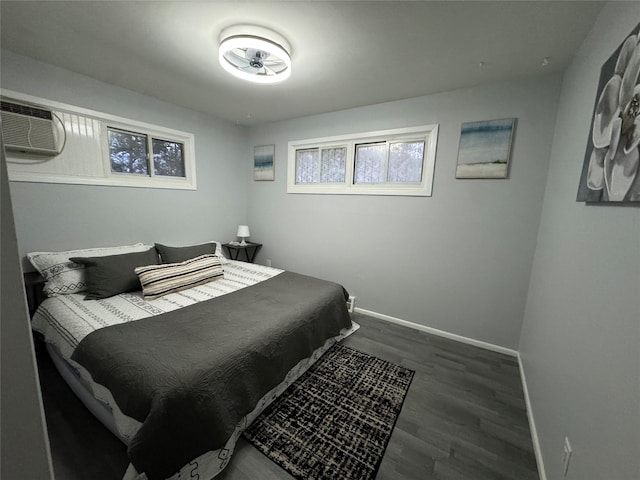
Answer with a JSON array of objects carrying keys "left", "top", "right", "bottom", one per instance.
[
  {"left": 353, "top": 140, "right": 425, "bottom": 183},
  {"left": 100, "top": 121, "right": 194, "bottom": 189},
  {"left": 295, "top": 146, "right": 347, "bottom": 184},
  {"left": 108, "top": 129, "right": 149, "bottom": 175},
  {"left": 153, "top": 138, "right": 185, "bottom": 177},
  {"left": 107, "top": 127, "right": 186, "bottom": 179},
  {"left": 288, "top": 125, "right": 438, "bottom": 196},
  {"left": 387, "top": 141, "right": 424, "bottom": 183}
]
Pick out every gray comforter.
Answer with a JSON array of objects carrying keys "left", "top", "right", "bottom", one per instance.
[{"left": 71, "top": 271, "right": 351, "bottom": 480}]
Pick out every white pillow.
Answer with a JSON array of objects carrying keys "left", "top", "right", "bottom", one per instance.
[
  {"left": 28, "top": 243, "right": 154, "bottom": 297},
  {"left": 211, "top": 240, "right": 230, "bottom": 264}
]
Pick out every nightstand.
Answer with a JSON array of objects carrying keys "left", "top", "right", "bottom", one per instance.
[
  {"left": 24, "top": 271, "right": 46, "bottom": 317},
  {"left": 222, "top": 242, "right": 262, "bottom": 263}
]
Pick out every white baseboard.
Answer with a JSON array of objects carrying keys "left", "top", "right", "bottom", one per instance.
[
  {"left": 353, "top": 306, "right": 545, "bottom": 480},
  {"left": 517, "top": 353, "right": 547, "bottom": 480},
  {"left": 353, "top": 307, "right": 518, "bottom": 357}
]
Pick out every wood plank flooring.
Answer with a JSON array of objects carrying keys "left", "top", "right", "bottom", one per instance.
[{"left": 35, "top": 312, "right": 539, "bottom": 480}]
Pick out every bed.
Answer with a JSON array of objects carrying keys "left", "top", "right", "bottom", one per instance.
[{"left": 28, "top": 242, "right": 357, "bottom": 480}]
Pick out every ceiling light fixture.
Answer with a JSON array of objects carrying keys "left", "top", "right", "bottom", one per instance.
[{"left": 218, "top": 25, "right": 292, "bottom": 84}]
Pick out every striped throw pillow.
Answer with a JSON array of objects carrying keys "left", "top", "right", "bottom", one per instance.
[{"left": 135, "top": 254, "right": 224, "bottom": 300}]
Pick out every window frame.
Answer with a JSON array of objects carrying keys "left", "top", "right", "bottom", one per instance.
[
  {"left": 106, "top": 127, "right": 151, "bottom": 176},
  {"left": 287, "top": 124, "right": 438, "bottom": 196},
  {"left": 294, "top": 144, "right": 349, "bottom": 185},
  {"left": 102, "top": 122, "right": 194, "bottom": 189}
]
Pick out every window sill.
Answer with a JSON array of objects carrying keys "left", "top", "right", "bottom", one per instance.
[{"left": 9, "top": 171, "right": 196, "bottom": 190}]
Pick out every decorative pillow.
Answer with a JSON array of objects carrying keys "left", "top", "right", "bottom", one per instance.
[
  {"left": 28, "top": 243, "right": 153, "bottom": 297},
  {"left": 155, "top": 242, "right": 217, "bottom": 264},
  {"left": 135, "top": 254, "right": 224, "bottom": 300},
  {"left": 211, "top": 241, "right": 229, "bottom": 264},
  {"left": 70, "top": 248, "right": 159, "bottom": 300}
]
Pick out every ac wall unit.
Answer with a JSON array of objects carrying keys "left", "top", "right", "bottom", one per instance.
[{"left": 0, "top": 100, "right": 62, "bottom": 156}]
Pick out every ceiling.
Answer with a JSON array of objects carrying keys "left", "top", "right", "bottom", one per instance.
[{"left": 0, "top": 1, "right": 603, "bottom": 126}]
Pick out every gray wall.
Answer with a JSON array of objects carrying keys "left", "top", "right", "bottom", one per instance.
[
  {"left": 1, "top": 51, "right": 250, "bottom": 264},
  {"left": 247, "top": 74, "right": 562, "bottom": 349},
  {"left": 1, "top": 143, "right": 54, "bottom": 479},
  {"left": 519, "top": 3, "right": 640, "bottom": 480}
]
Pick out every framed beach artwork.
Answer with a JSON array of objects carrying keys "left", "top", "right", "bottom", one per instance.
[
  {"left": 455, "top": 118, "right": 516, "bottom": 179},
  {"left": 576, "top": 21, "right": 640, "bottom": 203},
  {"left": 254, "top": 144, "right": 275, "bottom": 181}
]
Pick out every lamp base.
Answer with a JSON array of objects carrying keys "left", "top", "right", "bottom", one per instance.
[{"left": 239, "top": 238, "right": 247, "bottom": 246}]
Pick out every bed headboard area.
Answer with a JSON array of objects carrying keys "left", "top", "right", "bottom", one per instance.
[{"left": 21, "top": 241, "right": 227, "bottom": 318}]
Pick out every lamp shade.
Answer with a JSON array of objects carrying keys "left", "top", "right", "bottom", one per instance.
[{"left": 237, "top": 225, "right": 250, "bottom": 238}]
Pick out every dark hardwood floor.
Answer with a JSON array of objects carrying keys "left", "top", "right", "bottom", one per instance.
[{"left": 35, "top": 313, "right": 539, "bottom": 480}]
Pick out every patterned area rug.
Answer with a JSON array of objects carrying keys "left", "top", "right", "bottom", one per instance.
[{"left": 243, "top": 344, "right": 414, "bottom": 480}]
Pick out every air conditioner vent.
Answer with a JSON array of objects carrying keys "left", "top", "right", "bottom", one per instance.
[
  {"left": 1, "top": 101, "right": 53, "bottom": 120},
  {"left": 0, "top": 100, "right": 61, "bottom": 156}
]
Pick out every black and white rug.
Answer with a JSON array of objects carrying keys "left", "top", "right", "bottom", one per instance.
[{"left": 243, "top": 344, "right": 414, "bottom": 480}]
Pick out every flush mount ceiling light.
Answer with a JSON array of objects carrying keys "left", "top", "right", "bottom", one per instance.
[{"left": 218, "top": 25, "right": 292, "bottom": 84}]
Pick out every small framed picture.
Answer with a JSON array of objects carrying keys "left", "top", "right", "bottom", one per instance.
[
  {"left": 455, "top": 118, "right": 516, "bottom": 179},
  {"left": 254, "top": 144, "right": 275, "bottom": 181}
]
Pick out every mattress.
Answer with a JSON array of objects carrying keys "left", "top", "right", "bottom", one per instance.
[
  {"left": 32, "top": 259, "right": 358, "bottom": 479},
  {"left": 46, "top": 342, "right": 128, "bottom": 443}
]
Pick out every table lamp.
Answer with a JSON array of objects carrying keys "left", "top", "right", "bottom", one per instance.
[{"left": 237, "top": 225, "right": 250, "bottom": 246}]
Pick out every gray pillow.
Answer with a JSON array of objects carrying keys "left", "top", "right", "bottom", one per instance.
[
  {"left": 70, "top": 248, "right": 159, "bottom": 300},
  {"left": 155, "top": 242, "right": 217, "bottom": 264}
]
